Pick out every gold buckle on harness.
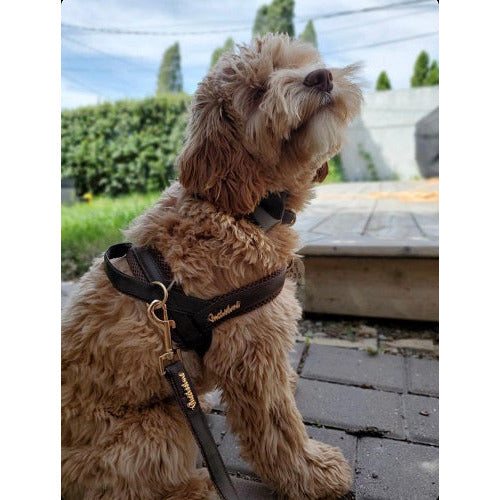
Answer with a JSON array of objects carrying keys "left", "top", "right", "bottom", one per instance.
[{"left": 147, "top": 281, "right": 181, "bottom": 375}]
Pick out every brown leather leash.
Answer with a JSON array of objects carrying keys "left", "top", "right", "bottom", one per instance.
[{"left": 146, "top": 283, "right": 239, "bottom": 500}]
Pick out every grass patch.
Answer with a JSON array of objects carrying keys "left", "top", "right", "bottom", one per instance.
[
  {"left": 61, "top": 192, "right": 159, "bottom": 280},
  {"left": 323, "top": 155, "right": 345, "bottom": 183}
]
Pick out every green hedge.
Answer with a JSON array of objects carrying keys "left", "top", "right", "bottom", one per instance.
[{"left": 61, "top": 94, "right": 191, "bottom": 197}]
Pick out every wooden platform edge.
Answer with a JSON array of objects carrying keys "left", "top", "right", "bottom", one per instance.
[
  {"left": 298, "top": 243, "right": 439, "bottom": 258},
  {"left": 302, "top": 256, "right": 439, "bottom": 322}
]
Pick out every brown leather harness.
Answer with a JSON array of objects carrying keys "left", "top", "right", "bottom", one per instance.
[{"left": 104, "top": 191, "right": 295, "bottom": 499}]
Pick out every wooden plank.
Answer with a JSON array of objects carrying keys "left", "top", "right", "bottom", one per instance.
[
  {"left": 299, "top": 238, "right": 438, "bottom": 257},
  {"left": 310, "top": 197, "right": 376, "bottom": 238},
  {"left": 363, "top": 198, "right": 427, "bottom": 241},
  {"left": 407, "top": 202, "right": 439, "bottom": 240},
  {"left": 303, "top": 256, "right": 438, "bottom": 321},
  {"left": 296, "top": 181, "right": 439, "bottom": 257}
]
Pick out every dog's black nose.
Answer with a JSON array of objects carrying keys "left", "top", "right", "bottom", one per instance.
[{"left": 303, "top": 69, "right": 333, "bottom": 92}]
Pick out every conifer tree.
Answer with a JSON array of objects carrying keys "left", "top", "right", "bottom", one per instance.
[
  {"left": 156, "top": 42, "right": 182, "bottom": 95},
  {"left": 252, "top": 0, "right": 294, "bottom": 38},
  {"left": 210, "top": 38, "right": 235, "bottom": 68},
  {"left": 252, "top": 5, "right": 269, "bottom": 37},
  {"left": 376, "top": 71, "right": 392, "bottom": 91},
  {"left": 424, "top": 60, "right": 439, "bottom": 86},
  {"left": 299, "top": 20, "right": 317, "bottom": 47},
  {"left": 411, "top": 51, "right": 430, "bottom": 87}
]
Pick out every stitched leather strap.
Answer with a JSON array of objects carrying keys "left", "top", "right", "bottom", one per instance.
[
  {"left": 104, "top": 243, "right": 165, "bottom": 303},
  {"left": 164, "top": 360, "right": 239, "bottom": 500},
  {"left": 105, "top": 243, "right": 287, "bottom": 356}
]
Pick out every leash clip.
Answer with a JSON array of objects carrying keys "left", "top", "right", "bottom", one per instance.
[{"left": 147, "top": 281, "right": 181, "bottom": 375}]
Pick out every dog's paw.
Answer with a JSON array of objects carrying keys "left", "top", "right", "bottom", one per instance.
[{"left": 286, "top": 439, "right": 352, "bottom": 499}]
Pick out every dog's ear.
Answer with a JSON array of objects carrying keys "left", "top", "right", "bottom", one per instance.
[
  {"left": 313, "top": 162, "right": 329, "bottom": 183},
  {"left": 178, "top": 97, "right": 267, "bottom": 215}
]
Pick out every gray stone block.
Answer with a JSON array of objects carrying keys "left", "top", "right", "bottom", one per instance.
[
  {"left": 302, "top": 345, "right": 405, "bottom": 393},
  {"left": 296, "top": 378, "right": 405, "bottom": 439},
  {"left": 217, "top": 424, "right": 358, "bottom": 487},
  {"left": 290, "top": 342, "right": 305, "bottom": 372},
  {"left": 210, "top": 389, "right": 227, "bottom": 412},
  {"left": 403, "top": 394, "right": 439, "bottom": 445},
  {"left": 205, "top": 413, "right": 227, "bottom": 446},
  {"left": 233, "top": 477, "right": 275, "bottom": 498},
  {"left": 218, "top": 431, "right": 257, "bottom": 478},
  {"left": 407, "top": 357, "right": 439, "bottom": 396},
  {"left": 305, "top": 425, "right": 357, "bottom": 468},
  {"left": 356, "top": 437, "right": 438, "bottom": 499}
]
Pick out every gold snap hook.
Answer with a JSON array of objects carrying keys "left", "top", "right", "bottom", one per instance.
[{"left": 147, "top": 282, "right": 180, "bottom": 374}]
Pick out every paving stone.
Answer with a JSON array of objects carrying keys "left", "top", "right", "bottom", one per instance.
[
  {"left": 289, "top": 342, "right": 305, "bottom": 372},
  {"left": 407, "top": 357, "right": 439, "bottom": 396},
  {"left": 205, "top": 413, "right": 227, "bottom": 446},
  {"left": 209, "top": 389, "right": 226, "bottom": 412},
  {"left": 356, "top": 438, "right": 438, "bottom": 499},
  {"left": 403, "top": 394, "right": 439, "bottom": 445},
  {"left": 218, "top": 423, "right": 358, "bottom": 485},
  {"left": 301, "top": 345, "right": 405, "bottom": 392},
  {"left": 296, "top": 378, "right": 404, "bottom": 439},
  {"left": 305, "top": 425, "right": 357, "bottom": 468},
  {"left": 218, "top": 431, "right": 257, "bottom": 478},
  {"left": 232, "top": 477, "right": 274, "bottom": 498}
]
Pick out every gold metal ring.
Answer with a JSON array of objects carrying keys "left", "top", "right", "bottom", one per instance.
[{"left": 151, "top": 281, "right": 168, "bottom": 303}]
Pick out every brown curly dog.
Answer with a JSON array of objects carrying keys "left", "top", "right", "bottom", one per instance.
[{"left": 62, "top": 33, "right": 362, "bottom": 499}]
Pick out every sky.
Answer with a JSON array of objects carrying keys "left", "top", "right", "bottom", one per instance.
[{"left": 61, "top": 0, "right": 439, "bottom": 110}]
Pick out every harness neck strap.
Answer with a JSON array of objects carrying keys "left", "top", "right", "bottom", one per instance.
[
  {"left": 195, "top": 191, "right": 296, "bottom": 232},
  {"left": 245, "top": 191, "right": 296, "bottom": 232}
]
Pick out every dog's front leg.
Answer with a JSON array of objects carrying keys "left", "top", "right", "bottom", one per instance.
[{"left": 204, "top": 314, "right": 352, "bottom": 499}]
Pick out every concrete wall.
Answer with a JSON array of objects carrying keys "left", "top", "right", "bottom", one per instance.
[{"left": 341, "top": 87, "right": 439, "bottom": 181}]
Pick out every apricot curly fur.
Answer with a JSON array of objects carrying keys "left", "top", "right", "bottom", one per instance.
[{"left": 62, "top": 34, "right": 361, "bottom": 499}]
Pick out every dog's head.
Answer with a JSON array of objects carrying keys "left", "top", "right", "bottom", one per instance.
[{"left": 178, "top": 33, "right": 362, "bottom": 215}]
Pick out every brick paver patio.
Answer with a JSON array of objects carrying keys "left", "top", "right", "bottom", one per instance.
[
  {"left": 62, "top": 283, "right": 439, "bottom": 499},
  {"left": 210, "top": 343, "right": 439, "bottom": 499}
]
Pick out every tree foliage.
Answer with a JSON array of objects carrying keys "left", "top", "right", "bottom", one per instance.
[
  {"left": 210, "top": 38, "right": 235, "bottom": 68},
  {"left": 157, "top": 42, "right": 183, "bottom": 94},
  {"left": 411, "top": 51, "right": 429, "bottom": 87},
  {"left": 299, "top": 20, "right": 317, "bottom": 47},
  {"left": 410, "top": 51, "right": 438, "bottom": 87},
  {"left": 376, "top": 71, "right": 392, "bottom": 91},
  {"left": 252, "top": 0, "right": 295, "bottom": 37},
  {"left": 252, "top": 5, "right": 269, "bottom": 37},
  {"left": 424, "top": 60, "right": 439, "bottom": 86}
]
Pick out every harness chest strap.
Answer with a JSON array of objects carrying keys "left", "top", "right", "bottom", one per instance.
[{"left": 105, "top": 243, "right": 287, "bottom": 356}]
